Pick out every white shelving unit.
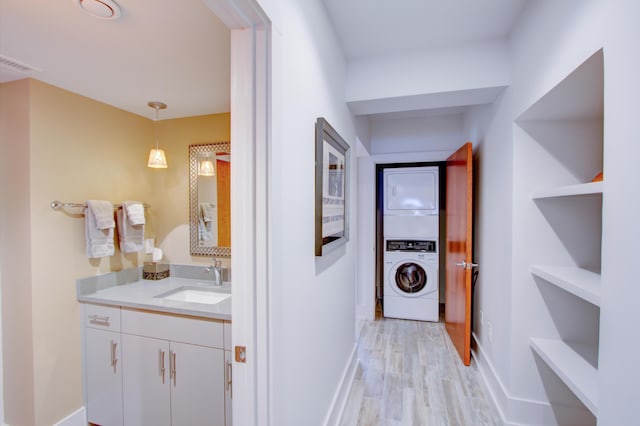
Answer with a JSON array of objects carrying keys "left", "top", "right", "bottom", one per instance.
[
  {"left": 531, "top": 181, "right": 603, "bottom": 200},
  {"left": 530, "top": 265, "right": 601, "bottom": 306},
  {"left": 517, "top": 49, "right": 604, "bottom": 421},
  {"left": 530, "top": 338, "right": 598, "bottom": 415}
]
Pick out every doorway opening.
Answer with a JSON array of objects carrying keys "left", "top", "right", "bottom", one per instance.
[{"left": 375, "top": 162, "right": 446, "bottom": 321}]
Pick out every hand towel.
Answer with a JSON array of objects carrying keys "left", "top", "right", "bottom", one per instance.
[
  {"left": 200, "top": 202, "right": 215, "bottom": 223},
  {"left": 87, "top": 200, "right": 115, "bottom": 229},
  {"left": 85, "top": 200, "right": 115, "bottom": 258},
  {"left": 123, "top": 201, "right": 145, "bottom": 225},
  {"left": 116, "top": 203, "right": 145, "bottom": 253}
]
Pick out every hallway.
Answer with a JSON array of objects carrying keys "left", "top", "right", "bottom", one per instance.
[{"left": 340, "top": 318, "right": 501, "bottom": 425}]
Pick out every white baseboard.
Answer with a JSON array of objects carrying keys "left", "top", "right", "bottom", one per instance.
[
  {"left": 472, "top": 333, "right": 559, "bottom": 426},
  {"left": 53, "top": 407, "right": 86, "bottom": 426},
  {"left": 323, "top": 343, "right": 359, "bottom": 426}
]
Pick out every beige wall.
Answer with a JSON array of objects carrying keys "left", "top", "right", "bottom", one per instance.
[
  {"left": 0, "top": 79, "right": 230, "bottom": 425},
  {"left": 153, "top": 113, "right": 230, "bottom": 265},
  {"left": 0, "top": 79, "right": 36, "bottom": 426}
]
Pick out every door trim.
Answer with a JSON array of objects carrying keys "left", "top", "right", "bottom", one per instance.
[{"left": 203, "top": 1, "right": 272, "bottom": 425}]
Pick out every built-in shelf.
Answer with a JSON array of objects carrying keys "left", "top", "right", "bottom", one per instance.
[
  {"left": 531, "top": 265, "right": 601, "bottom": 306},
  {"left": 530, "top": 338, "right": 598, "bottom": 416},
  {"left": 531, "top": 181, "right": 603, "bottom": 200}
]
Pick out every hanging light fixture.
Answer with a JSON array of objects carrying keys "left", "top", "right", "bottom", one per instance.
[
  {"left": 147, "top": 101, "right": 168, "bottom": 168},
  {"left": 198, "top": 155, "right": 216, "bottom": 176}
]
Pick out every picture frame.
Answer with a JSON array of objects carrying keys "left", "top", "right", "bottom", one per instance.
[{"left": 315, "top": 117, "right": 350, "bottom": 256}]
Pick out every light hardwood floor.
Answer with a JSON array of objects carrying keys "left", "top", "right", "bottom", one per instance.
[{"left": 340, "top": 318, "right": 502, "bottom": 426}]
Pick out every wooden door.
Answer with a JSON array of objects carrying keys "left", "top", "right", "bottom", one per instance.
[
  {"left": 445, "top": 142, "right": 474, "bottom": 366},
  {"left": 217, "top": 158, "right": 231, "bottom": 247}
]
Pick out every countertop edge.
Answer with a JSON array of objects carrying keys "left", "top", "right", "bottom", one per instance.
[{"left": 78, "top": 295, "right": 232, "bottom": 321}]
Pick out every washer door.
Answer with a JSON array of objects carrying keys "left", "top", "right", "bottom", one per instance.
[{"left": 390, "top": 260, "right": 436, "bottom": 297}]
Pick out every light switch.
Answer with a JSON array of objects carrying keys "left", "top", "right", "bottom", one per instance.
[{"left": 145, "top": 238, "right": 154, "bottom": 254}]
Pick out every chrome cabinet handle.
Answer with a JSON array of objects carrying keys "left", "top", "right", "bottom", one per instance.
[
  {"left": 110, "top": 340, "right": 118, "bottom": 372},
  {"left": 159, "top": 350, "right": 166, "bottom": 384},
  {"left": 455, "top": 260, "right": 479, "bottom": 270},
  {"left": 226, "top": 360, "right": 233, "bottom": 397},
  {"left": 89, "top": 314, "right": 110, "bottom": 326},
  {"left": 170, "top": 351, "right": 177, "bottom": 386}
]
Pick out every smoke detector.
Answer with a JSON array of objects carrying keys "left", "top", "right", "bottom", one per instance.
[{"left": 75, "top": 0, "right": 122, "bottom": 20}]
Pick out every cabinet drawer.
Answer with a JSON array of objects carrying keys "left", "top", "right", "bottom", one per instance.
[
  {"left": 121, "top": 309, "right": 224, "bottom": 348},
  {"left": 83, "top": 303, "right": 121, "bottom": 332}
]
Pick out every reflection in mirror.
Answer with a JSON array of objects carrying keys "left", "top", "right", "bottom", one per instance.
[{"left": 189, "top": 143, "right": 231, "bottom": 257}]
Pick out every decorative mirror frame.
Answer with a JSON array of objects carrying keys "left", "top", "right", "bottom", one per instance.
[{"left": 189, "top": 142, "right": 231, "bottom": 257}]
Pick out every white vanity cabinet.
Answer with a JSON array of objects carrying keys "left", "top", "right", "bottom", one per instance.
[
  {"left": 82, "top": 304, "right": 124, "bottom": 426},
  {"left": 121, "top": 335, "right": 225, "bottom": 426},
  {"left": 121, "top": 308, "right": 227, "bottom": 426},
  {"left": 82, "top": 303, "right": 231, "bottom": 426},
  {"left": 170, "top": 341, "right": 225, "bottom": 425},
  {"left": 121, "top": 334, "right": 171, "bottom": 426},
  {"left": 224, "top": 322, "right": 233, "bottom": 426}
]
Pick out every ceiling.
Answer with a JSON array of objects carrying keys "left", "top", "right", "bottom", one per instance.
[
  {"left": 322, "top": 0, "right": 528, "bottom": 60},
  {"left": 0, "top": 0, "right": 230, "bottom": 120},
  {"left": 0, "top": 0, "right": 527, "bottom": 120}
]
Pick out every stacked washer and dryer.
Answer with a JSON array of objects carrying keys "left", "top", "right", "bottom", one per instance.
[{"left": 383, "top": 166, "right": 440, "bottom": 322}]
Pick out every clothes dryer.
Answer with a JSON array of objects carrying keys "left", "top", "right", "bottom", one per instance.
[
  {"left": 383, "top": 239, "right": 439, "bottom": 322},
  {"left": 383, "top": 166, "right": 439, "bottom": 216}
]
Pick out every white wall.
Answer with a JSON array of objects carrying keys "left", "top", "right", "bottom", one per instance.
[
  {"left": 370, "top": 113, "right": 464, "bottom": 155},
  {"left": 597, "top": 1, "right": 640, "bottom": 424},
  {"left": 353, "top": 115, "right": 371, "bottom": 157},
  {"left": 346, "top": 40, "right": 510, "bottom": 115},
  {"left": 509, "top": 0, "right": 605, "bottom": 408},
  {"left": 466, "top": 0, "right": 638, "bottom": 424},
  {"left": 264, "top": 0, "right": 358, "bottom": 424}
]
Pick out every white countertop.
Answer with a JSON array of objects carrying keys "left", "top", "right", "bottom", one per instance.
[{"left": 78, "top": 277, "right": 231, "bottom": 321}]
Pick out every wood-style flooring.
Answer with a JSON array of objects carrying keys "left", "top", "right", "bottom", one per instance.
[{"left": 340, "top": 318, "right": 502, "bottom": 426}]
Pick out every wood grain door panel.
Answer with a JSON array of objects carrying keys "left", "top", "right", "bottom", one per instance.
[{"left": 445, "top": 142, "right": 473, "bottom": 366}]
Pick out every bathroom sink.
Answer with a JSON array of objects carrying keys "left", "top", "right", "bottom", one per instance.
[{"left": 156, "top": 286, "right": 231, "bottom": 305}]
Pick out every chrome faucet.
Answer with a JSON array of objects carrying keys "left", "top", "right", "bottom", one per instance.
[{"left": 205, "top": 259, "right": 223, "bottom": 286}]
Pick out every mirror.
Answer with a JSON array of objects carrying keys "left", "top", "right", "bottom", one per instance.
[{"left": 189, "top": 142, "right": 231, "bottom": 257}]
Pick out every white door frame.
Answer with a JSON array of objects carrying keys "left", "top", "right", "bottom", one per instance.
[{"left": 202, "top": 1, "right": 272, "bottom": 424}]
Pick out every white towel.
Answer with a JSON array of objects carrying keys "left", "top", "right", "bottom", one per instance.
[
  {"left": 200, "top": 202, "right": 215, "bottom": 223},
  {"left": 85, "top": 200, "right": 115, "bottom": 258},
  {"left": 87, "top": 200, "right": 115, "bottom": 229},
  {"left": 117, "top": 203, "right": 145, "bottom": 253},
  {"left": 123, "top": 201, "right": 145, "bottom": 225}
]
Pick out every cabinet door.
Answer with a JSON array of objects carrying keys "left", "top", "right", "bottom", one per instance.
[
  {"left": 170, "top": 341, "right": 225, "bottom": 426},
  {"left": 224, "top": 350, "right": 233, "bottom": 426},
  {"left": 122, "top": 334, "right": 171, "bottom": 426},
  {"left": 85, "top": 328, "right": 123, "bottom": 426}
]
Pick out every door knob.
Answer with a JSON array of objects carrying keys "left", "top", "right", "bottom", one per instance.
[{"left": 455, "top": 260, "right": 478, "bottom": 270}]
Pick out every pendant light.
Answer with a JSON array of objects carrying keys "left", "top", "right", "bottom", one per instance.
[
  {"left": 147, "top": 101, "right": 168, "bottom": 168},
  {"left": 198, "top": 156, "right": 216, "bottom": 176}
]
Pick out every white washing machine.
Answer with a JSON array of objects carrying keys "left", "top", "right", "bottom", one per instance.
[
  {"left": 383, "top": 239, "right": 439, "bottom": 322},
  {"left": 384, "top": 214, "right": 439, "bottom": 239}
]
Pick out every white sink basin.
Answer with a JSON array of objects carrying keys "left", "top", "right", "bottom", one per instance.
[{"left": 157, "top": 287, "right": 231, "bottom": 305}]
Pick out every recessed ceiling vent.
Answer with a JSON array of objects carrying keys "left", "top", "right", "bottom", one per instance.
[
  {"left": 0, "top": 55, "right": 40, "bottom": 74},
  {"left": 75, "top": 0, "right": 122, "bottom": 20}
]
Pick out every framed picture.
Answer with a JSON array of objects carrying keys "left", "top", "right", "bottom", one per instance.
[{"left": 315, "top": 117, "right": 349, "bottom": 256}]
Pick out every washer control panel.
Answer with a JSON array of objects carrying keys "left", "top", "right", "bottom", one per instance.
[{"left": 386, "top": 240, "right": 437, "bottom": 253}]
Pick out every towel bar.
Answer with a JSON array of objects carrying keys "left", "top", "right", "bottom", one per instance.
[{"left": 50, "top": 200, "right": 150, "bottom": 211}]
